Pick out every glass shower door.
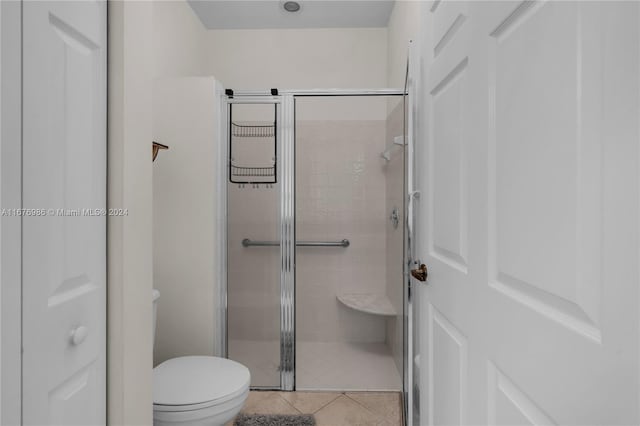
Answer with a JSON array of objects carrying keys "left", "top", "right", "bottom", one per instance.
[
  {"left": 294, "top": 95, "right": 404, "bottom": 391},
  {"left": 226, "top": 101, "right": 282, "bottom": 388}
]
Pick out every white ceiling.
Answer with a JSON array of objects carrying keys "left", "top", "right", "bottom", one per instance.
[{"left": 187, "top": 1, "right": 396, "bottom": 30}]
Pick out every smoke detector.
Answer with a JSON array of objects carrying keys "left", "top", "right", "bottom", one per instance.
[{"left": 283, "top": 1, "right": 301, "bottom": 12}]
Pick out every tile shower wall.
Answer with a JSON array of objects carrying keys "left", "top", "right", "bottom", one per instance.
[
  {"left": 384, "top": 100, "right": 405, "bottom": 375},
  {"left": 227, "top": 119, "right": 388, "bottom": 344},
  {"left": 295, "top": 120, "right": 388, "bottom": 343}
]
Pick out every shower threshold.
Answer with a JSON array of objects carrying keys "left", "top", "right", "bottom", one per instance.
[{"left": 296, "top": 341, "right": 402, "bottom": 391}]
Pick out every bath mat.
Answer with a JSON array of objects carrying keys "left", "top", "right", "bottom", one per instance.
[{"left": 234, "top": 413, "right": 316, "bottom": 426}]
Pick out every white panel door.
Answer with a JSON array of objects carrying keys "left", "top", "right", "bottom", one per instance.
[
  {"left": 417, "top": 1, "right": 639, "bottom": 424},
  {"left": 22, "top": 1, "right": 106, "bottom": 424}
]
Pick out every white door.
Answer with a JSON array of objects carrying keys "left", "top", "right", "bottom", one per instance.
[
  {"left": 22, "top": 1, "right": 106, "bottom": 424},
  {"left": 417, "top": 1, "right": 639, "bottom": 424}
]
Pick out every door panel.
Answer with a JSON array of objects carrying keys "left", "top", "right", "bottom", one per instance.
[
  {"left": 487, "top": 362, "right": 555, "bottom": 426},
  {"left": 226, "top": 100, "right": 283, "bottom": 389},
  {"left": 419, "top": 1, "right": 639, "bottom": 425},
  {"left": 422, "top": 1, "right": 476, "bottom": 424},
  {"left": 22, "top": 1, "right": 106, "bottom": 424},
  {"left": 429, "top": 306, "right": 467, "bottom": 426},
  {"left": 429, "top": 57, "right": 469, "bottom": 273},
  {"left": 489, "top": 1, "right": 602, "bottom": 340}
]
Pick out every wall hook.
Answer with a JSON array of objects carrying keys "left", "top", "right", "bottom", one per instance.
[{"left": 152, "top": 141, "right": 169, "bottom": 162}]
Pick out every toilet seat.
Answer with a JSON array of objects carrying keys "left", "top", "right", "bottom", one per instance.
[
  {"left": 153, "top": 387, "right": 248, "bottom": 413},
  {"left": 153, "top": 356, "right": 250, "bottom": 412}
]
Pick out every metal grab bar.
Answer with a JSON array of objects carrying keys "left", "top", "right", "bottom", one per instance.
[{"left": 242, "top": 238, "right": 350, "bottom": 248}]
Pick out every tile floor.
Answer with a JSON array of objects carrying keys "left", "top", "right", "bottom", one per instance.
[{"left": 229, "top": 390, "right": 404, "bottom": 426}]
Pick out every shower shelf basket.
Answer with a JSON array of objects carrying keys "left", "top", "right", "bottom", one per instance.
[
  {"left": 228, "top": 102, "right": 278, "bottom": 184},
  {"left": 231, "top": 164, "right": 275, "bottom": 178},
  {"left": 232, "top": 122, "right": 275, "bottom": 138}
]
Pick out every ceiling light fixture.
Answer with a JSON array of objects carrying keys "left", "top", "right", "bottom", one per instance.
[{"left": 283, "top": 1, "right": 301, "bottom": 12}]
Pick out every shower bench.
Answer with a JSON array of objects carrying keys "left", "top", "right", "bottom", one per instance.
[{"left": 336, "top": 293, "right": 397, "bottom": 316}]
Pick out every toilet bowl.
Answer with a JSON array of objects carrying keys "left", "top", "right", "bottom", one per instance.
[
  {"left": 153, "top": 356, "right": 250, "bottom": 426},
  {"left": 152, "top": 290, "right": 250, "bottom": 426}
]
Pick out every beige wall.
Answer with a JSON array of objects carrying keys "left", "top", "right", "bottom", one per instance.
[
  {"left": 205, "top": 27, "right": 387, "bottom": 89},
  {"left": 109, "top": 0, "right": 210, "bottom": 422},
  {"left": 152, "top": 77, "right": 219, "bottom": 366},
  {"left": 204, "top": 27, "right": 389, "bottom": 121},
  {"left": 387, "top": 1, "right": 421, "bottom": 88},
  {"left": 151, "top": 1, "right": 214, "bottom": 366},
  {"left": 108, "top": 1, "right": 154, "bottom": 425},
  {"left": 203, "top": 7, "right": 419, "bottom": 92},
  {"left": 153, "top": 0, "right": 207, "bottom": 78}
]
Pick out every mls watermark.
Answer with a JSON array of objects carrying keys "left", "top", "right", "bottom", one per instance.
[{"left": 0, "top": 208, "right": 129, "bottom": 217}]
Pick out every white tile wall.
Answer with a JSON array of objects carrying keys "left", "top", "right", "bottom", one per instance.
[{"left": 295, "top": 120, "right": 388, "bottom": 343}]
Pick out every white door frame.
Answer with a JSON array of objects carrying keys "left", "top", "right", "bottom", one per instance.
[
  {"left": 405, "top": 38, "right": 422, "bottom": 426},
  {"left": 215, "top": 82, "right": 228, "bottom": 359},
  {"left": 0, "top": 1, "right": 23, "bottom": 424}
]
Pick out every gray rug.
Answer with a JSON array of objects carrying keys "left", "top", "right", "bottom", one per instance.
[{"left": 234, "top": 413, "right": 316, "bottom": 426}]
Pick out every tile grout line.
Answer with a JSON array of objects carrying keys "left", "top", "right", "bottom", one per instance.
[
  {"left": 308, "top": 392, "right": 343, "bottom": 414},
  {"left": 273, "top": 393, "right": 302, "bottom": 414},
  {"left": 343, "top": 393, "right": 398, "bottom": 423},
  {"left": 343, "top": 393, "right": 379, "bottom": 416},
  {"left": 277, "top": 391, "right": 343, "bottom": 415},
  {"left": 245, "top": 391, "right": 402, "bottom": 425}
]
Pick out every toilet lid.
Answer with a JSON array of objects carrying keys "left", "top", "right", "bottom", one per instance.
[{"left": 153, "top": 356, "right": 250, "bottom": 407}]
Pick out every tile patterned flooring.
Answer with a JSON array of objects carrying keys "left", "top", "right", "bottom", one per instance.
[{"left": 229, "top": 391, "right": 404, "bottom": 426}]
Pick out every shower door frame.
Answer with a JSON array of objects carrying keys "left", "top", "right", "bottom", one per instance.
[{"left": 217, "top": 88, "right": 407, "bottom": 393}]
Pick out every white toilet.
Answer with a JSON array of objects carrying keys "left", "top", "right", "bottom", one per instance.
[{"left": 152, "top": 290, "right": 250, "bottom": 426}]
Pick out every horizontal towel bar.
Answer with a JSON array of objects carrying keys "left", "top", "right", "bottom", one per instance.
[{"left": 242, "top": 238, "right": 350, "bottom": 248}]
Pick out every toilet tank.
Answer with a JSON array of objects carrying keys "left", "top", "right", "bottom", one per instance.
[{"left": 152, "top": 289, "right": 160, "bottom": 347}]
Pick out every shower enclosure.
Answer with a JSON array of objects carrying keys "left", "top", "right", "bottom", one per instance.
[{"left": 218, "top": 90, "right": 411, "bottom": 400}]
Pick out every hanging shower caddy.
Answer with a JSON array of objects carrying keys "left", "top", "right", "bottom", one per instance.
[{"left": 228, "top": 103, "right": 278, "bottom": 185}]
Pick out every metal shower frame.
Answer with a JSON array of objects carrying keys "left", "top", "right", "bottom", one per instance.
[{"left": 216, "top": 88, "right": 406, "bottom": 392}]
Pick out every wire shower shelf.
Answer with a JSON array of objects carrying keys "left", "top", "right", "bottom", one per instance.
[
  {"left": 232, "top": 122, "right": 275, "bottom": 138},
  {"left": 229, "top": 103, "right": 278, "bottom": 184},
  {"left": 231, "top": 164, "right": 275, "bottom": 178}
]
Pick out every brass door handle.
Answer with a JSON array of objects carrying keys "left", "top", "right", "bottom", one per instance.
[{"left": 411, "top": 264, "right": 428, "bottom": 282}]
